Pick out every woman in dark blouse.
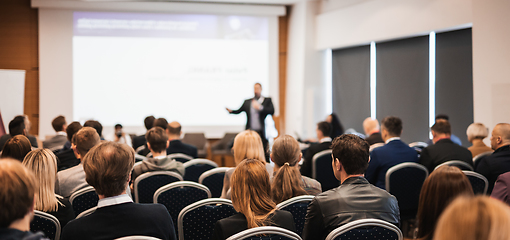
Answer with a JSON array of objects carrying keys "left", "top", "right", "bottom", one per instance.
[
  {"left": 212, "top": 159, "right": 296, "bottom": 240},
  {"left": 23, "top": 149, "right": 75, "bottom": 228}
]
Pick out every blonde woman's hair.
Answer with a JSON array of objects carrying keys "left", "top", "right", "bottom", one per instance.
[
  {"left": 22, "top": 149, "right": 62, "bottom": 212},
  {"left": 233, "top": 130, "right": 266, "bottom": 165},
  {"left": 434, "top": 196, "right": 510, "bottom": 240},
  {"left": 466, "top": 123, "right": 489, "bottom": 142},
  {"left": 231, "top": 159, "right": 276, "bottom": 229}
]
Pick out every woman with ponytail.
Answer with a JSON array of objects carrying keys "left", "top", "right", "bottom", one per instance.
[
  {"left": 271, "top": 135, "right": 321, "bottom": 204},
  {"left": 212, "top": 159, "right": 296, "bottom": 240}
]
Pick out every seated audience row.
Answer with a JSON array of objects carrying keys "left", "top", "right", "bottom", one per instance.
[{"left": 0, "top": 115, "right": 37, "bottom": 151}]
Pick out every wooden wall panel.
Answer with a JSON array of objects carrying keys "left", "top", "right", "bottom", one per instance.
[{"left": 276, "top": 6, "right": 290, "bottom": 136}]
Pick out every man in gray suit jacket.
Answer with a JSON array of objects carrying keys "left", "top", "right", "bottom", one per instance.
[{"left": 43, "top": 115, "right": 68, "bottom": 151}]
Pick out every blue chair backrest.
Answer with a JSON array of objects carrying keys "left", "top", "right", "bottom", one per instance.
[
  {"left": 199, "top": 168, "right": 230, "bottom": 198},
  {"left": 226, "top": 226, "right": 302, "bottom": 240},
  {"left": 30, "top": 211, "right": 61, "bottom": 240},
  {"left": 69, "top": 187, "right": 99, "bottom": 217},
  {"left": 312, "top": 150, "right": 339, "bottom": 192},
  {"left": 325, "top": 219, "right": 402, "bottom": 240},
  {"left": 277, "top": 196, "right": 314, "bottom": 237},
  {"left": 183, "top": 160, "right": 217, "bottom": 182},
  {"left": 135, "top": 171, "right": 183, "bottom": 203},
  {"left": 463, "top": 171, "right": 489, "bottom": 195}
]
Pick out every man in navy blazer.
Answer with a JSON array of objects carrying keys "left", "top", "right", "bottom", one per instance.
[
  {"left": 166, "top": 121, "right": 198, "bottom": 158},
  {"left": 365, "top": 116, "right": 419, "bottom": 189}
]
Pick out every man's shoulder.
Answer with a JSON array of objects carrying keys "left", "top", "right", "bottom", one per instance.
[{"left": 58, "top": 164, "right": 83, "bottom": 176}]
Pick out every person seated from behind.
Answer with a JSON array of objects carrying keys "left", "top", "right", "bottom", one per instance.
[
  {"left": 426, "top": 114, "right": 462, "bottom": 146},
  {"left": 0, "top": 135, "right": 32, "bottom": 161},
  {"left": 466, "top": 123, "right": 493, "bottom": 158},
  {"left": 131, "top": 127, "right": 185, "bottom": 184},
  {"left": 365, "top": 116, "right": 419, "bottom": 189},
  {"left": 363, "top": 117, "right": 384, "bottom": 145},
  {"left": 419, "top": 120, "right": 473, "bottom": 173},
  {"left": 61, "top": 142, "right": 177, "bottom": 240},
  {"left": 212, "top": 159, "right": 296, "bottom": 240},
  {"left": 414, "top": 166, "right": 473, "bottom": 240},
  {"left": 83, "top": 120, "right": 104, "bottom": 140},
  {"left": 300, "top": 121, "right": 333, "bottom": 178},
  {"left": 326, "top": 113, "right": 344, "bottom": 139},
  {"left": 43, "top": 115, "right": 68, "bottom": 152},
  {"left": 137, "top": 117, "right": 168, "bottom": 156},
  {"left": 112, "top": 123, "right": 132, "bottom": 147},
  {"left": 271, "top": 135, "right": 321, "bottom": 204},
  {"left": 166, "top": 121, "right": 198, "bottom": 158},
  {"left": 0, "top": 115, "right": 27, "bottom": 151},
  {"left": 23, "top": 114, "right": 38, "bottom": 148},
  {"left": 434, "top": 196, "right": 510, "bottom": 240},
  {"left": 132, "top": 115, "right": 155, "bottom": 150},
  {"left": 23, "top": 149, "right": 75, "bottom": 228},
  {"left": 491, "top": 171, "right": 510, "bottom": 205},
  {"left": 0, "top": 159, "right": 47, "bottom": 240},
  {"left": 302, "top": 134, "right": 400, "bottom": 240},
  {"left": 55, "top": 121, "right": 82, "bottom": 171}
]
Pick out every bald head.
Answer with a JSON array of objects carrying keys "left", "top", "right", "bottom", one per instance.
[
  {"left": 363, "top": 118, "right": 380, "bottom": 136},
  {"left": 167, "top": 121, "right": 182, "bottom": 139},
  {"left": 491, "top": 123, "right": 510, "bottom": 150}
]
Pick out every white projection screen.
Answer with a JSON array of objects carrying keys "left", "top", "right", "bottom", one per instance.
[{"left": 38, "top": 4, "right": 281, "bottom": 139}]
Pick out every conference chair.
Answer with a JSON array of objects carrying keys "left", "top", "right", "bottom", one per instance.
[
  {"left": 211, "top": 133, "right": 238, "bottom": 165},
  {"left": 168, "top": 153, "right": 194, "bottom": 163},
  {"left": 76, "top": 206, "right": 97, "bottom": 219},
  {"left": 31, "top": 210, "right": 61, "bottom": 240},
  {"left": 473, "top": 151, "right": 493, "bottom": 164},
  {"left": 386, "top": 162, "right": 428, "bottom": 222},
  {"left": 182, "top": 133, "right": 208, "bottom": 158},
  {"left": 369, "top": 143, "right": 385, "bottom": 152},
  {"left": 434, "top": 160, "right": 474, "bottom": 171},
  {"left": 183, "top": 159, "right": 218, "bottom": 182},
  {"left": 199, "top": 167, "right": 230, "bottom": 198},
  {"left": 134, "top": 171, "right": 183, "bottom": 203},
  {"left": 325, "top": 219, "right": 403, "bottom": 240},
  {"left": 115, "top": 236, "right": 162, "bottom": 240},
  {"left": 69, "top": 186, "right": 99, "bottom": 217},
  {"left": 312, "top": 150, "right": 340, "bottom": 192},
  {"left": 463, "top": 171, "right": 489, "bottom": 195},
  {"left": 276, "top": 195, "right": 315, "bottom": 237},
  {"left": 154, "top": 181, "right": 211, "bottom": 236},
  {"left": 177, "top": 198, "right": 236, "bottom": 240},
  {"left": 408, "top": 142, "right": 428, "bottom": 153},
  {"left": 135, "top": 153, "right": 147, "bottom": 162},
  {"left": 226, "top": 226, "right": 303, "bottom": 240}
]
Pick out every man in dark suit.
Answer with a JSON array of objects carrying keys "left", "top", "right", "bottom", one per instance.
[
  {"left": 300, "top": 121, "right": 332, "bottom": 178},
  {"left": 0, "top": 115, "right": 26, "bottom": 151},
  {"left": 166, "top": 121, "right": 198, "bottom": 158},
  {"left": 365, "top": 116, "right": 419, "bottom": 189},
  {"left": 61, "top": 141, "right": 177, "bottom": 240},
  {"left": 476, "top": 123, "right": 510, "bottom": 194},
  {"left": 43, "top": 115, "right": 68, "bottom": 151},
  {"left": 363, "top": 117, "right": 384, "bottom": 145},
  {"left": 132, "top": 115, "right": 155, "bottom": 150},
  {"left": 55, "top": 121, "right": 82, "bottom": 171},
  {"left": 227, "top": 83, "right": 274, "bottom": 154},
  {"left": 419, "top": 120, "right": 473, "bottom": 173}
]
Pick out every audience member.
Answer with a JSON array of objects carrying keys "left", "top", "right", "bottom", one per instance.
[
  {"left": 212, "top": 159, "right": 295, "bottom": 240},
  {"left": 476, "top": 123, "right": 510, "bottom": 194},
  {"left": 56, "top": 127, "right": 101, "bottom": 198},
  {"left": 132, "top": 115, "right": 155, "bottom": 150},
  {"left": 0, "top": 135, "right": 32, "bottom": 161},
  {"left": 132, "top": 127, "right": 185, "bottom": 183},
  {"left": 22, "top": 149, "right": 75, "bottom": 228},
  {"left": 326, "top": 113, "right": 344, "bottom": 139},
  {"left": 83, "top": 120, "right": 103, "bottom": 139},
  {"left": 302, "top": 134, "right": 400, "bottom": 240},
  {"left": 300, "top": 121, "right": 332, "bottom": 178},
  {"left": 112, "top": 123, "right": 132, "bottom": 147},
  {"left": 363, "top": 117, "right": 384, "bottom": 145},
  {"left": 61, "top": 142, "right": 177, "bottom": 240},
  {"left": 0, "top": 159, "right": 47, "bottom": 240},
  {"left": 415, "top": 166, "right": 474, "bottom": 240},
  {"left": 271, "top": 135, "right": 321, "bottom": 204},
  {"left": 23, "top": 114, "right": 38, "bottom": 148},
  {"left": 220, "top": 130, "right": 268, "bottom": 199},
  {"left": 427, "top": 114, "right": 462, "bottom": 146},
  {"left": 55, "top": 121, "right": 82, "bottom": 171},
  {"left": 491, "top": 172, "right": 510, "bottom": 205},
  {"left": 466, "top": 123, "right": 493, "bottom": 157},
  {"left": 43, "top": 115, "right": 67, "bottom": 151},
  {"left": 153, "top": 117, "right": 169, "bottom": 130},
  {"left": 166, "top": 121, "right": 198, "bottom": 158},
  {"left": 366, "top": 116, "right": 419, "bottom": 189},
  {"left": 419, "top": 120, "right": 472, "bottom": 173},
  {"left": 0, "top": 115, "right": 26, "bottom": 151},
  {"left": 434, "top": 196, "right": 510, "bottom": 240}
]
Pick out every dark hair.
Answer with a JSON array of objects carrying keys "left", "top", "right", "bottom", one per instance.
[
  {"left": 66, "top": 122, "right": 82, "bottom": 142},
  {"left": 144, "top": 116, "right": 155, "bottom": 130},
  {"left": 270, "top": 135, "right": 307, "bottom": 204},
  {"left": 416, "top": 166, "right": 473, "bottom": 240},
  {"left": 72, "top": 127, "right": 101, "bottom": 157},
  {"left": 9, "top": 116, "right": 26, "bottom": 136},
  {"left": 381, "top": 116, "right": 403, "bottom": 137},
  {"left": 431, "top": 121, "right": 451, "bottom": 135},
  {"left": 1, "top": 135, "right": 32, "bottom": 161},
  {"left": 329, "top": 113, "right": 344, "bottom": 139},
  {"left": 153, "top": 118, "right": 168, "bottom": 130},
  {"left": 317, "top": 121, "right": 332, "bottom": 137},
  {"left": 331, "top": 134, "right": 369, "bottom": 175},
  {"left": 83, "top": 142, "right": 134, "bottom": 198},
  {"left": 146, "top": 127, "right": 168, "bottom": 153},
  {"left": 167, "top": 123, "right": 181, "bottom": 135},
  {"left": 84, "top": 120, "right": 103, "bottom": 136},
  {"left": 51, "top": 116, "right": 66, "bottom": 132},
  {"left": 435, "top": 114, "right": 449, "bottom": 121},
  {"left": 114, "top": 124, "right": 122, "bottom": 129}
]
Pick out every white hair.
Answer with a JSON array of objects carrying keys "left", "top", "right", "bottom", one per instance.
[{"left": 466, "top": 123, "right": 489, "bottom": 141}]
